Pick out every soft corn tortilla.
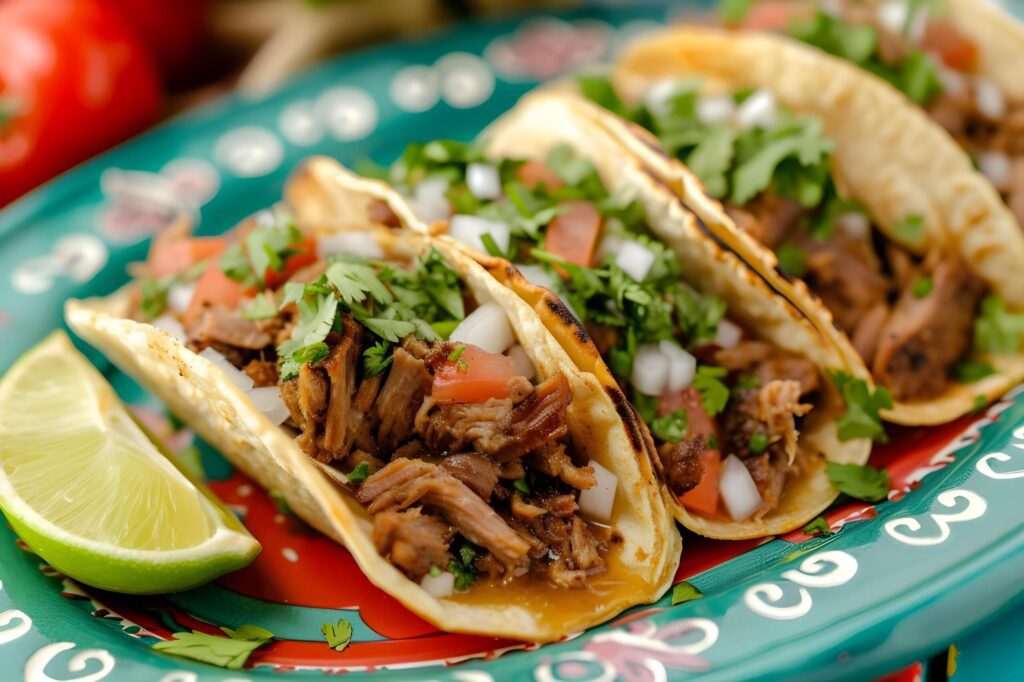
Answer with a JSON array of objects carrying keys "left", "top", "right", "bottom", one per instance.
[
  {"left": 608, "top": 26, "right": 1024, "bottom": 425},
  {"left": 418, "top": 91, "right": 870, "bottom": 539},
  {"left": 939, "top": 0, "right": 1024, "bottom": 101},
  {"left": 65, "top": 158, "right": 679, "bottom": 642}
]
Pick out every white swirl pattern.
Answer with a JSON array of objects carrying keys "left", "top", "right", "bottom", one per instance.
[
  {"left": 745, "top": 551, "right": 858, "bottom": 620},
  {"left": 884, "top": 490, "right": 988, "bottom": 546},
  {"left": 0, "top": 609, "right": 32, "bottom": 645},
  {"left": 11, "top": 234, "right": 108, "bottom": 295},
  {"left": 25, "top": 642, "right": 115, "bottom": 682}
]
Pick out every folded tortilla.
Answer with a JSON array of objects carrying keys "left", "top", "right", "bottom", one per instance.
[
  {"left": 607, "top": 26, "right": 1024, "bottom": 425},
  {"left": 408, "top": 91, "right": 870, "bottom": 539},
  {"left": 65, "top": 160, "right": 679, "bottom": 642}
]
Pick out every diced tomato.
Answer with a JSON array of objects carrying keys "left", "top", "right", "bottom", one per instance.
[
  {"left": 432, "top": 344, "right": 521, "bottom": 403},
  {"left": 263, "top": 237, "right": 318, "bottom": 289},
  {"left": 922, "top": 21, "right": 978, "bottom": 72},
  {"left": 545, "top": 200, "right": 602, "bottom": 267},
  {"left": 516, "top": 160, "right": 564, "bottom": 192},
  {"left": 149, "top": 237, "right": 226, "bottom": 278},
  {"left": 661, "top": 386, "right": 723, "bottom": 516},
  {"left": 740, "top": 0, "right": 811, "bottom": 30},
  {"left": 184, "top": 263, "right": 251, "bottom": 322},
  {"left": 680, "top": 450, "right": 722, "bottom": 517}
]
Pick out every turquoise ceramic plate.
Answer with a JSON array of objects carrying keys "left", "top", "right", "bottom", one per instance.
[{"left": 1, "top": 3, "right": 1023, "bottom": 681}]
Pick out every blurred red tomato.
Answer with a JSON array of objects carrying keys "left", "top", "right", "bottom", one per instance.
[
  {"left": 0, "top": 0, "right": 162, "bottom": 207},
  {"left": 102, "top": 0, "right": 208, "bottom": 83}
]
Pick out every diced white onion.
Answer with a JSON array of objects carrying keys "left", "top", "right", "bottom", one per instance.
[
  {"left": 167, "top": 282, "right": 196, "bottom": 315},
  {"left": 466, "top": 162, "right": 502, "bottom": 200},
  {"left": 420, "top": 570, "right": 455, "bottom": 597},
  {"left": 199, "top": 347, "right": 254, "bottom": 392},
  {"left": 696, "top": 94, "right": 736, "bottom": 125},
  {"left": 615, "top": 240, "right": 656, "bottom": 282},
  {"left": 644, "top": 79, "right": 686, "bottom": 116},
  {"left": 631, "top": 343, "right": 670, "bottom": 396},
  {"left": 974, "top": 77, "right": 1006, "bottom": 120},
  {"left": 449, "top": 302, "right": 516, "bottom": 354},
  {"left": 578, "top": 459, "right": 618, "bottom": 523},
  {"left": 659, "top": 340, "right": 696, "bottom": 393},
  {"left": 876, "top": 1, "right": 925, "bottom": 43},
  {"left": 835, "top": 212, "right": 870, "bottom": 240},
  {"left": 152, "top": 315, "right": 186, "bottom": 343},
  {"left": 734, "top": 90, "right": 778, "bottom": 130},
  {"left": 719, "top": 455, "right": 764, "bottom": 521},
  {"left": 448, "top": 214, "right": 511, "bottom": 255},
  {"left": 317, "top": 231, "right": 384, "bottom": 259},
  {"left": 977, "top": 151, "right": 1012, "bottom": 190},
  {"left": 506, "top": 344, "right": 535, "bottom": 380},
  {"left": 248, "top": 386, "right": 290, "bottom": 425},
  {"left": 936, "top": 66, "right": 968, "bottom": 98},
  {"left": 515, "top": 264, "right": 556, "bottom": 290},
  {"left": 595, "top": 235, "right": 625, "bottom": 263},
  {"left": 713, "top": 318, "right": 743, "bottom": 349},
  {"left": 410, "top": 177, "right": 451, "bottom": 223}
]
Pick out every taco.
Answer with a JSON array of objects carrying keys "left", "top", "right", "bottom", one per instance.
[
  {"left": 576, "top": 25, "right": 1024, "bottom": 426},
  {"left": 376, "top": 91, "right": 871, "bottom": 539},
  {"left": 730, "top": 0, "right": 1024, "bottom": 229},
  {"left": 64, "top": 159, "right": 679, "bottom": 642}
]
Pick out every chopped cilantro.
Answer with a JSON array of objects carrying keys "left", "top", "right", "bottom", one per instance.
[
  {"left": 269, "top": 489, "right": 293, "bottom": 516},
  {"left": 321, "top": 619, "right": 353, "bottom": 652},
  {"left": 152, "top": 625, "right": 273, "bottom": 670},
  {"left": 956, "top": 361, "right": 995, "bottom": 383},
  {"left": 139, "top": 278, "right": 170, "bottom": 321},
  {"left": 347, "top": 462, "right": 370, "bottom": 484},
  {"left": 429, "top": 565, "right": 443, "bottom": 578},
  {"left": 973, "top": 395, "right": 988, "bottom": 412},
  {"left": 829, "top": 371, "right": 892, "bottom": 443},
  {"left": 218, "top": 244, "right": 256, "bottom": 286},
  {"left": 974, "top": 296, "right": 1024, "bottom": 354},
  {"left": 577, "top": 74, "right": 634, "bottom": 119},
  {"left": 731, "top": 116, "right": 834, "bottom": 206},
  {"left": 651, "top": 409, "right": 688, "bottom": 444},
  {"left": 448, "top": 344, "right": 466, "bottom": 362},
  {"left": 241, "top": 293, "right": 278, "bottom": 320},
  {"left": 479, "top": 232, "right": 508, "bottom": 258},
  {"left": 776, "top": 244, "right": 807, "bottom": 278},
  {"left": 363, "top": 341, "right": 393, "bottom": 377},
  {"left": 706, "top": 434, "right": 719, "bottom": 450},
  {"left": 735, "top": 375, "right": 761, "bottom": 391},
  {"left": 671, "top": 581, "right": 704, "bottom": 605},
  {"left": 825, "top": 462, "right": 890, "bottom": 502},
  {"left": 802, "top": 516, "right": 833, "bottom": 537},
  {"left": 693, "top": 365, "right": 730, "bottom": 417},
  {"left": 911, "top": 277, "right": 933, "bottom": 299},
  {"left": 748, "top": 433, "right": 770, "bottom": 454},
  {"left": 448, "top": 542, "right": 478, "bottom": 591},
  {"left": 513, "top": 477, "right": 531, "bottom": 495},
  {"left": 893, "top": 214, "right": 925, "bottom": 245}
]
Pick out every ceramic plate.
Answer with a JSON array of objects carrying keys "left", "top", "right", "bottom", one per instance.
[{"left": 0, "top": 3, "right": 1022, "bottom": 681}]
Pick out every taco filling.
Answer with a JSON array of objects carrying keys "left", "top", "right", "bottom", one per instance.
[
  {"left": 369, "top": 139, "right": 859, "bottom": 523},
  {"left": 580, "top": 76, "right": 1021, "bottom": 404},
  {"left": 731, "top": 1, "right": 1024, "bottom": 228},
  {"left": 128, "top": 209, "right": 620, "bottom": 595}
]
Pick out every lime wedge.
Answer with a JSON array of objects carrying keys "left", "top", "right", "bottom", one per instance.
[{"left": 0, "top": 332, "right": 260, "bottom": 594}]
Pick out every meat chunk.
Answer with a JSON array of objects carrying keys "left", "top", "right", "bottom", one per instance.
[
  {"left": 244, "top": 359, "right": 279, "bottom": 388},
  {"left": 373, "top": 508, "right": 453, "bottom": 581},
  {"left": 319, "top": 317, "right": 362, "bottom": 459},
  {"left": 526, "top": 442, "right": 596, "bottom": 490},
  {"left": 349, "top": 373, "right": 382, "bottom": 455},
  {"left": 280, "top": 361, "right": 328, "bottom": 456},
  {"left": 440, "top": 454, "right": 498, "bottom": 500},
  {"left": 744, "top": 453, "right": 790, "bottom": 521},
  {"left": 726, "top": 192, "right": 805, "bottom": 250},
  {"left": 357, "top": 459, "right": 531, "bottom": 570},
  {"left": 658, "top": 436, "right": 705, "bottom": 495},
  {"left": 187, "top": 306, "right": 274, "bottom": 350},
  {"left": 872, "top": 254, "right": 984, "bottom": 400},
  {"left": 721, "top": 381, "right": 811, "bottom": 466},
  {"left": 529, "top": 513, "right": 606, "bottom": 589},
  {"left": 715, "top": 341, "right": 821, "bottom": 395},
  {"left": 373, "top": 348, "right": 432, "bottom": 453},
  {"left": 423, "top": 374, "right": 573, "bottom": 461}
]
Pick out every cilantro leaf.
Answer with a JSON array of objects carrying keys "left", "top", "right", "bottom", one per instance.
[
  {"left": 829, "top": 371, "right": 892, "bottom": 443},
  {"left": 911, "top": 277, "right": 933, "bottom": 299},
  {"left": 893, "top": 214, "right": 925, "bottom": 245},
  {"left": 139, "top": 278, "right": 170, "bottom": 321},
  {"left": 651, "top": 409, "right": 688, "bottom": 444},
  {"left": 693, "top": 365, "right": 730, "bottom": 416},
  {"left": 731, "top": 117, "right": 834, "bottom": 205},
  {"left": 826, "top": 462, "right": 890, "bottom": 502},
  {"left": 347, "top": 462, "right": 370, "bottom": 483},
  {"left": 325, "top": 260, "right": 393, "bottom": 306},
  {"left": 802, "top": 516, "right": 833, "bottom": 537},
  {"left": 363, "top": 341, "right": 393, "bottom": 377},
  {"left": 152, "top": 625, "right": 273, "bottom": 670},
  {"left": 241, "top": 293, "right": 278, "bottom": 320},
  {"left": 448, "top": 542, "right": 478, "bottom": 591},
  {"left": 321, "top": 619, "right": 353, "bottom": 652},
  {"left": 775, "top": 244, "right": 807, "bottom": 278},
  {"left": 748, "top": 433, "right": 770, "bottom": 454},
  {"left": 956, "top": 361, "right": 995, "bottom": 383},
  {"left": 974, "top": 296, "right": 1024, "bottom": 354},
  {"left": 246, "top": 217, "right": 301, "bottom": 279},
  {"left": 686, "top": 125, "right": 737, "bottom": 198},
  {"left": 513, "top": 477, "right": 531, "bottom": 495},
  {"left": 973, "top": 394, "right": 988, "bottom": 412},
  {"left": 671, "top": 581, "right": 704, "bottom": 605},
  {"left": 577, "top": 74, "right": 633, "bottom": 119},
  {"left": 218, "top": 244, "right": 257, "bottom": 285}
]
